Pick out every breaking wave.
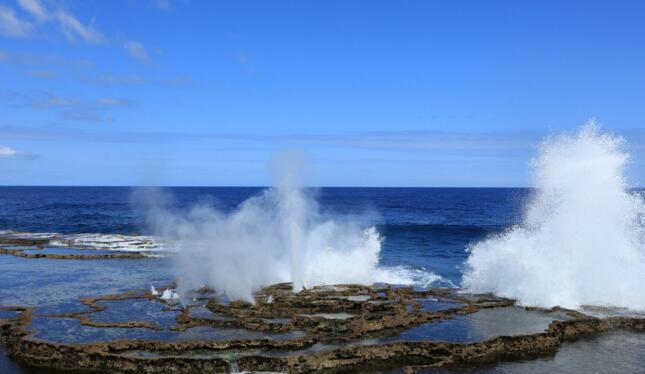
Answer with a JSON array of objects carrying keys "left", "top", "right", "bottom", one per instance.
[{"left": 463, "top": 122, "right": 645, "bottom": 310}]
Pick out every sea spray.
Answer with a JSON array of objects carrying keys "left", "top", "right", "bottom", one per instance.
[
  {"left": 463, "top": 122, "right": 645, "bottom": 310},
  {"left": 137, "top": 153, "right": 440, "bottom": 302},
  {"left": 272, "top": 152, "right": 309, "bottom": 292}
]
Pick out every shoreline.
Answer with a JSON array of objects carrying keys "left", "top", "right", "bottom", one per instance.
[{"left": 1, "top": 282, "right": 644, "bottom": 373}]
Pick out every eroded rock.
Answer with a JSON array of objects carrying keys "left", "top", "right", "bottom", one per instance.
[{"left": 0, "top": 284, "right": 643, "bottom": 373}]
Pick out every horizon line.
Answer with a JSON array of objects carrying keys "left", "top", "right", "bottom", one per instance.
[
  {"left": 1, "top": 185, "right": 643, "bottom": 189},
  {"left": 0, "top": 184, "right": 535, "bottom": 189}
]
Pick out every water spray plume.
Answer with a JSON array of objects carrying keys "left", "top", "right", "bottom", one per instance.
[
  {"left": 463, "top": 122, "right": 645, "bottom": 310},
  {"left": 139, "top": 152, "right": 440, "bottom": 302}
]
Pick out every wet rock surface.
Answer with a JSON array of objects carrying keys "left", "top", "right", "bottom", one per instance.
[{"left": 1, "top": 280, "right": 644, "bottom": 373}]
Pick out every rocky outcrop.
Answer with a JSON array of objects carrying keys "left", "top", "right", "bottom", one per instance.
[{"left": 0, "top": 285, "right": 643, "bottom": 373}]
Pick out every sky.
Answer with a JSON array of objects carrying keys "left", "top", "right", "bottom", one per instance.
[{"left": 1, "top": 0, "right": 644, "bottom": 187}]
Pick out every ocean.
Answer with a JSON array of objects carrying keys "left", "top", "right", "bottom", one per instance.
[
  {"left": 2, "top": 185, "right": 644, "bottom": 373},
  {"left": 0, "top": 186, "right": 529, "bottom": 287}
]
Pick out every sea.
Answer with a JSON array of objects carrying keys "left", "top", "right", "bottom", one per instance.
[
  {"left": 2, "top": 186, "right": 644, "bottom": 373},
  {"left": 0, "top": 186, "right": 528, "bottom": 287}
]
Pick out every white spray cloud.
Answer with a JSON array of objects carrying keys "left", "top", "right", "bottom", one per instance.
[
  {"left": 138, "top": 152, "right": 442, "bottom": 302},
  {"left": 463, "top": 122, "right": 645, "bottom": 310}
]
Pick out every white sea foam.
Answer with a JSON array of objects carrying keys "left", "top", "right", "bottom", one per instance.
[
  {"left": 463, "top": 122, "right": 645, "bottom": 310},
  {"left": 51, "top": 233, "right": 162, "bottom": 251},
  {"left": 375, "top": 265, "right": 455, "bottom": 288},
  {"left": 160, "top": 288, "right": 179, "bottom": 300},
  {"left": 139, "top": 153, "right": 447, "bottom": 302},
  {"left": 0, "top": 231, "right": 162, "bottom": 252}
]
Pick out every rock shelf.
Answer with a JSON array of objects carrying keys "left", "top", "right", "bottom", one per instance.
[{"left": 1, "top": 283, "right": 644, "bottom": 373}]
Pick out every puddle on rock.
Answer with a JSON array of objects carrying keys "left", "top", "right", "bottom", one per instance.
[
  {"left": 28, "top": 315, "right": 305, "bottom": 344},
  {"left": 385, "top": 307, "right": 568, "bottom": 344},
  {"left": 263, "top": 318, "right": 291, "bottom": 324},
  {"left": 91, "top": 298, "right": 179, "bottom": 328},
  {"left": 188, "top": 305, "right": 235, "bottom": 321},
  {"left": 415, "top": 297, "right": 462, "bottom": 312},
  {"left": 28, "top": 316, "right": 176, "bottom": 343},
  {"left": 301, "top": 313, "right": 356, "bottom": 320}
]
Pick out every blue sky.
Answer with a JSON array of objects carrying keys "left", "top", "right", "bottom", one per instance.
[{"left": 1, "top": 0, "right": 644, "bottom": 186}]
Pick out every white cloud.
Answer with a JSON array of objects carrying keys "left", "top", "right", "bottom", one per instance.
[
  {"left": 98, "top": 74, "right": 145, "bottom": 85},
  {"left": 123, "top": 40, "right": 149, "bottom": 62},
  {"left": 25, "top": 92, "right": 77, "bottom": 108},
  {"left": 97, "top": 98, "right": 133, "bottom": 107},
  {"left": 27, "top": 69, "right": 57, "bottom": 79},
  {"left": 160, "top": 75, "right": 194, "bottom": 86},
  {"left": 0, "top": 5, "right": 33, "bottom": 37},
  {"left": 0, "top": 0, "right": 103, "bottom": 44},
  {"left": 4, "top": 91, "right": 133, "bottom": 122},
  {"left": 17, "top": 0, "right": 48, "bottom": 21},
  {"left": 0, "top": 145, "right": 18, "bottom": 158},
  {"left": 55, "top": 10, "right": 103, "bottom": 44},
  {"left": 152, "top": 0, "right": 171, "bottom": 10}
]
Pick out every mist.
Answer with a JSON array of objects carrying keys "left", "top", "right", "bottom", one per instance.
[
  {"left": 136, "top": 152, "right": 438, "bottom": 302},
  {"left": 463, "top": 122, "right": 645, "bottom": 310}
]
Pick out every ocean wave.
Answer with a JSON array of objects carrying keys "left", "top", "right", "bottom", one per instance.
[
  {"left": 463, "top": 123, "right": 645, "bottom": 310},
  {"left": 0, "top": 230, "right": 162, "bottom": 252},
  {"left": 377, "top": 223, "right": 502, "bottom": 236},
  {"left": 374, "top": 265, "right": 455, "bottom": 288}
]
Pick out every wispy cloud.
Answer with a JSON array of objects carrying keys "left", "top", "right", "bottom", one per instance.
[
  {"left": 123, "top": 40, "right": 149, "bottom": 62},
  {"left": 235, "top": 53, "right": 257, "bottom": 75},
  {"left": 0, "top": 5, "right": 33, "bottom": 37},
  {"left": 96, "top": 74, "right": 145, "bottom": 85},
  {"left": 55, "top": 10, "right": 103, "bottom": 44},
  {"left": 0, "top": 124, "right": 541, "bottom": 155},
  {"left": 0, "top": 144, "right": 37, "bottom": 160},
  {"left": 159, "top": 75, "right": 194, "bottom": 86},
  {"left": 0, "top": 50, "right": 97, "bottom": 82},
  {"left": 27, "top": 69, "right": 57, "bottom": 79},
  {"left": 152, "top": 0, "right": 171, "bottom": 11},
  {"left": 17, "top": 0, "right": 47, "bottom": 21},
  {"left": 88, "top": 73, "right": 195, "bottom": 87},
  {"left": 0, "top": 50, "right": 93, "bottom": 68},
  {"left": 0, "top": 145, "right": 18, "bottom": 158},
  {"left": 0, "top": 50, "right": 190, "bottom": 87},
  {"left": 2, "top": 0, "right": 103, "bottom": 43},
  {"left": 96, "top": 98, "right": 133, "bottom": 107},
  {"left": 3, "top": 91, "right": 133, "bottom": 122}
]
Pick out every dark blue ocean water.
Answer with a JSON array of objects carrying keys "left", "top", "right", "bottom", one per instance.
[{"left": 0, "top": 187, "right": 530, "bottom": 285}]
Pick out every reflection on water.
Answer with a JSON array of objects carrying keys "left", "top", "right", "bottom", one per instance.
[
  {"left": 0, "top": 310, "right": 19, "bottom": 319},
  {"left": 387, "top": 307, "right": 569, "bottom": 344},
  {"left": 28, "top": 316, "right": 305, "bottom": 344},
  {"left": 91, "top": 298, "right": 179, "bottom": 328},
  {"left": 418, "top": 330, "right": 645, "bottom": 374},
  {"left": 415, "top": 297, "right": 461, "bottom": 312},
  {"left": 0, "top": 255, "right": 171, "bottom": 309}
]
